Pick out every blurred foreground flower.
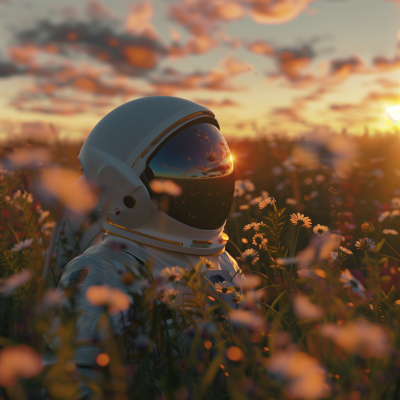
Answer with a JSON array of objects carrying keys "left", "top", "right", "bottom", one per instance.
[
  {"left": 40, "top": 167, "right": 98, "bottom": 215},
  {"left": 297, "top": 269, "right": 313, "bottom": 279},
  {"left": 40, "top": 289, "right": 63, "bottom": 312},
  {"left": 383, "top": 229, "right": 398, "bottom": 235},
  {"left": 355, "top": 238, "right": 376, "bottom": 252},
  {"left": 290, "top": 213, "right": 312, "bottom": 228},
  {"left": 320, "top": 321, "right": 389, "bottom": 358},
  {"left": 86, "top": 285, "right": 131, "bottom": 315},
  {"left": 1, "top": 147, "right": 50, "bottom": 169},
  {"left": 0, "top": 269, "right": 33, "bottom": 296},
  {"left": 339, "top": 269, "right": 365, "bottom": 299},
  {"left": 150, "top": 179, "right": 183, "bottom": 196},
  {"left": 313, "top": 224, "right": 328, "bottom": 236},
  {"left": 228, "top": 309, "right": 265, "bottom": 331},
  {"left": 233, "top": 275, "right": 261, "bottom": 290},
  {"left": 265, "top": 347, "right": 330, "bottom": 399},
  {"left": 10, "top": 238, "right": 34, "bottom": 252},
  {"left": 295, "top": 235, "right": 340, "bottom": 271},
  {"left": 241, "top": 249, "right": 259, "bottom": 264},
  {"left": 293, "top": 295, "right": 324, "bottom": 320},
  {"left": 0, "top": 345, "right": 43, "bottom": 387}
]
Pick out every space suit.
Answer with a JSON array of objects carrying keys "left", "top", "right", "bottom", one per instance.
[{"left": 42, "top": 96, "right": 250, "bottom": 399}]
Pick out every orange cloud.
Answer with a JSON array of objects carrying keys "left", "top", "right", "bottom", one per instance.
[
  {"left": 120, "top": 45, "right": 159, "bottom": 69},
  {"left": 125, "top": 0, "right": 161, "bottom": 41},
  {"left": 149, "top": 55, "right": 250, "bottom": 95},
  {"left": 373, "top": 55, "right": 400, "bottom": 72},
  {"left": 193, "top": 98, "right": 241, "bottom": 108},
  {"left": 278, "top": 48, "right": 313, "bottom": 81},
  {"left": 246, "top": 0, "right": 316, "bottom": 24},
  {"left": 245, "top": 39, "right": 275, "bottom": 56},
  {"left": 8, "top": 45, "right": 39, "bottom": 65},
  {"left": 219, "top": 55, "right": 253, "bottom": 75},
  {"left": 329, "top": 56, "right": 365, "bottom": 81}
]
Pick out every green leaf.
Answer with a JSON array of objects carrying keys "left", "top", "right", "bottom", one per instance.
[{"left": 375, "top": 239, "right": 386, "bottom": 254}]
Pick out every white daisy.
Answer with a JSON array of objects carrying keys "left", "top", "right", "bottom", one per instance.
[
  {"left": 10, "top": 238, "right": 34, "bottom": 252},
  {"left": 290, "top": 213, "right": 312, "bottom": 228},
  {"left": 252, "top": 233, "right": 268, "bottom": 249},
  {"left": 241, "top": 249, "right": 259, "bottom": 265},
  {"left": 259, "top": 197, "right": 276, "bottom": 209},
  {"left": 313, "top": 224, "right": 328, "bottom": 236}
]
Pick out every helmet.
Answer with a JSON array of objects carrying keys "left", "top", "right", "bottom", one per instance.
[{"left": 78, "top": 96, "right": 235, "bottom": 256}]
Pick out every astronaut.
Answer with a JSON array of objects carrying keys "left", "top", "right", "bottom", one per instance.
[{"left": 42, "top": 96, "right": 250, "bottom": 399}]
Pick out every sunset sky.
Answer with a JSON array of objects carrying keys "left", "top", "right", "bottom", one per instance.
[{"left": 0, "top": 0, "right": 400, "bottom": 141}]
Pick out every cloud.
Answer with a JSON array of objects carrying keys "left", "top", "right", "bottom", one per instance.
[
  {"left": 329, "top": 56, "right": 366, "bottom": 81},
  {"left": 168, "top": 0, "right": 315, "bottom": 33},
  {"left": 374, "top": 78, "right": 400, "bottom": 89},
  {"left": 147, "top": 55, "right": 251, "bottom": 95},
  {"left": 16, "top": 20, "right": 167, "bottom": 75},
  {"left": 87, "top": 0, "right": 118, "bottom": 20},
  {"left": 193, "top": 98, "right": 241, "bottom": 108},
  {"left": 276, "top": 45, "right": 314, "bottom": 81},
  {"left": 125, "top": 0, "right": 161, "bottom": 41},
  {"left": 245, "top": 39, "right": 275, "bottom": 56},
  {"left": 0, "top": 61, "right": 23, "bottom": 77},
  {"left": 269, "top": 105, "right": 307, "bottom": 126},
  {"left": 246, "top": 0, "right": 317, "bottom": 24},
  {"left": 373, "top": 55, "right": 400, "bottom": 72}
]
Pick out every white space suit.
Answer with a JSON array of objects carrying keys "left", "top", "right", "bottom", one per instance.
[{"left": 42, "top": 96, "right": 249, "bottom": 399}]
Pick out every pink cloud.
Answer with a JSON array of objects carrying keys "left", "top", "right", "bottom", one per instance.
[
  {"left": 246, "top": 0, "right": 316, "bottom": 24},
  {"left": 87, "top": 0, "right": 118, "bottom": 20},
  {"left": 125, "top": 0, "right": 161, "bottom": 41},
  {"left": 245, "top": 39, "right": 275, "bottom": 56}
]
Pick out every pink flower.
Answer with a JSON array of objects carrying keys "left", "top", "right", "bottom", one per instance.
[
  {"left": 0, "top": 345, "right": 42, "bottom": 387},
  {"left": 86, "top": 285, "right": 131, "bottom": 315},
  {"left": 0, "top": 269, "right": 33, "bottom": 296},
  {"left": 232, "top": 275, "right": 262, "bottom": 290},
  {"left": 320, "top": 322, "right": 389, "bottom": 358},
  {"left": 228, "top": 309, "right": 265, "bottom": 331},
  {"left": 293, "top": 295, "right": 324, "bottom": 320}
]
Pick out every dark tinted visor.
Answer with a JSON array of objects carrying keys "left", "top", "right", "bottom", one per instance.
[{"left": 140, "top": 118, "right": 235, "bottom": 230}]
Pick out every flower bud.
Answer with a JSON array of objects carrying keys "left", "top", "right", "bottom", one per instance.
[
  {"left": 122, "top": 272, "right": 134, "bottom": 285},
  {"left": 361, "top": 222, "right": 375, "bottom": 233}
]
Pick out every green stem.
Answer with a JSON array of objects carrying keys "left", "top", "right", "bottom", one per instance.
[
  {"left": 289, "top": 225, "right": 301, "bottom": 277},
  {"left": 375, "top": 232, "right": 400, "bottom": 258},
  {"left": 22, "top": 208, "right": 35, "bottom": 243}
]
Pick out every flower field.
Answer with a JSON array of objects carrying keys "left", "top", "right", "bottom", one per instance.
[{"left": 1, "top": 129, "right": 400, "bottom": 400}]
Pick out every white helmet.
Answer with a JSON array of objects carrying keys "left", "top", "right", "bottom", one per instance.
[{"left": 79, "top": 96, "right": 235, "bottom": 256}]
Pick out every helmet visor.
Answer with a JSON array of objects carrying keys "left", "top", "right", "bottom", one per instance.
[{"left": 141, "top": 120, "right": 235, "bottom": 230}]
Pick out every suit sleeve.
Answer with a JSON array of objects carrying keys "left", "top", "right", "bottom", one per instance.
[{"left": 42, "top": 255, "right": 134, "bottom": 399}]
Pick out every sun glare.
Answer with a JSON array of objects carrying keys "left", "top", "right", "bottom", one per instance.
[{"left": 385, "top": 105, "right": 400, "bottom": 123}]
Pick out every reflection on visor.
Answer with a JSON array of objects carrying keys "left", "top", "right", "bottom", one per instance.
[{"left": 141, "top": 120, "right": 235, "bottom": 230}]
